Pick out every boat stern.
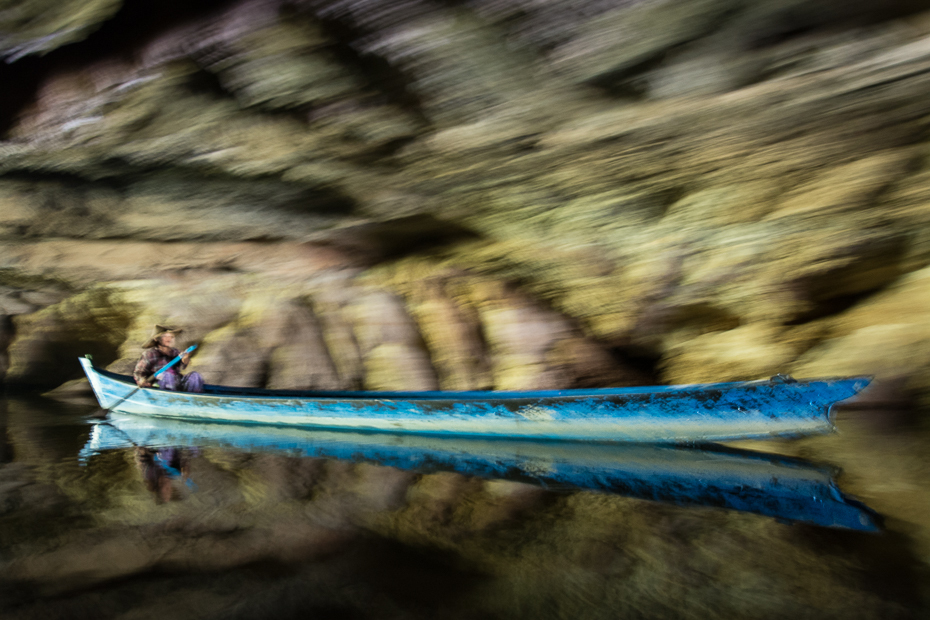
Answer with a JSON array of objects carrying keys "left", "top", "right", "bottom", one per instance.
[{"left": 823, "top": 376, "right": 873, "bottom": 425}]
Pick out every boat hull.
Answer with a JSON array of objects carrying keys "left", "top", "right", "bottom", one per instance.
[{"left": 79, "top": 357, "right": 870, "bottom": 443}]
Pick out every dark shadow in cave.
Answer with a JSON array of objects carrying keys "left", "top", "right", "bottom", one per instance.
[
  {"left": 585, "top": 0, "right": 930, "bottom": 99},
  {"left": 0, "top": 533, "right": 492, "bottom": 619},
  {"left": 0, "top": 168, "right": 120, "bottom": 188},
  {"left": 0, "top": 54, "right": 45, "bottom": 137},
  {"left": 43, "top": 0, "right": 236, "bottom": 64},
  {"left": 0, "top": 166, "right": 361, "bottom": 245},
  {"left": 285, "top": 3, "right": 429, "bottom": 125},
  {"left": 0, "top": 399, "right": 11, "bottom": 463},
  {"left": 783, "top": 290, "right": 879, "bottom": 326},
  {"left": 607, "top": 345, "right": 663, "bottom": 386},
  {"left": 185, "top": 62, "right": 237, "bottom": 100},
  {"left": 585, "top": 52, "right": 668, "bottom": 101},
  {"left": 790, "top": 524, "right": 925, "bottom": 612},
  {"left": 786, "top": 235, "right": 907, "bottom": 327},
  {"left": 4, "top": 336, "right": 123, "bottom": 393},
  {"left": 309, "top": 214, "right": 481, "bottom": 267},
  {"left": 359, "top": 214, "right": 481, "bottom": 258},
  {"left": 744, "top": 0, "right": 930, "bottom": 50}
]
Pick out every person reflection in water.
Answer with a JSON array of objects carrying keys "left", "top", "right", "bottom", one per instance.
[
  {"left": 134, "top": 446, "right": 194, "bottom": 503},
  {"left": 133, "top": 325, "right": 204, "bottom": 392}
]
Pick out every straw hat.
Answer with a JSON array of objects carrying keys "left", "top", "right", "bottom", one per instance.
[{"left": 142, "top": 324, "right": 183, "bottom": 349}]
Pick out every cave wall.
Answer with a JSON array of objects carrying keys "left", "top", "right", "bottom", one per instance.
[{"left": 1, "top": 0, "right": 930, "bottom": 402}]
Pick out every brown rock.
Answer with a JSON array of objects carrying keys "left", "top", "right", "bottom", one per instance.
[
  {"left": 791, "top": 266, "right": 930, "bottom": 403},
  {"left": 765, "top": 150, "right": 917, "bottom": 220},
  {"left": 350, "top": 289, "right": 438, "bottom": 391}
]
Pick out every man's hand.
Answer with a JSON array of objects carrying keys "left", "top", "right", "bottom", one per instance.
[
  {"left": 181, "top": 352, "right": 191, "bottom": 365},
  {"left": 137, "top": 379, "right": 152, "bottom": 388}
]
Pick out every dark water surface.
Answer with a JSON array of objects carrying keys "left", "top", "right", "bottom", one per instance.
[{"left": 1, "top": 396, "right": 928, "bottom": 619}]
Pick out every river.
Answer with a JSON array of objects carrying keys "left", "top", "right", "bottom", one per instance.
[{"left": 0, "top": 395, "right": 927, "bottom": 619}]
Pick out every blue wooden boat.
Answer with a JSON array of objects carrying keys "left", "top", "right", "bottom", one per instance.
[
  {"left": 79, "top": 356, "right": 870, "bottom": 443},
  {"left": 80, "top": 413, "right": 881, "bottom": 531}
]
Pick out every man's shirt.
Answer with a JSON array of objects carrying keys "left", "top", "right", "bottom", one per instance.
[{"left": 133, "top": 347, "right": 187, "bottom": 385}]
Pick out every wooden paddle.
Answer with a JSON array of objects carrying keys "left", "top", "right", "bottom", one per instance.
[{"left": 104, "top": 345, "right": 198, "bottom": 413}]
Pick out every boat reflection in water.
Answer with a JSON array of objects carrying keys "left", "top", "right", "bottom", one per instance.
[
  {"left": 81, "top": 412, "right": 880, "bottom": 532},
  {"left": 133, "top": 445, "right": 197, "bottom": 503}
]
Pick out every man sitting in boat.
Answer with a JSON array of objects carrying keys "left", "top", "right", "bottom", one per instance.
[{"left": 133, "top": 325, "right": 204, "bottom": 393}]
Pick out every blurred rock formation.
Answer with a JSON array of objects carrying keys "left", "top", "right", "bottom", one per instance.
[{"left": 0, "top": 0, "right": 929, "bottom": 404}]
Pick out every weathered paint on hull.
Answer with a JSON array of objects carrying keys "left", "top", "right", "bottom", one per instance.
[
  {"left": 79, "top": 357, "right": 870, "bottom": 443},
  {"left": 82, "top": 414, "right": 881, "bottom": 531}
]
